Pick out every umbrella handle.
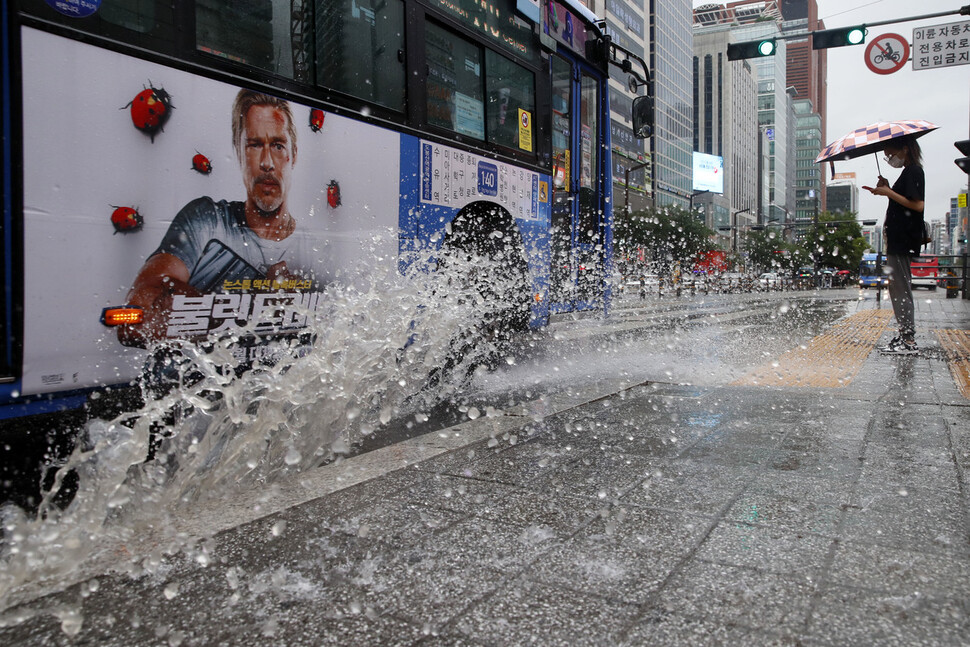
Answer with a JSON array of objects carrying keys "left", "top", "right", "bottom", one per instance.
[{"left": 874, "top": 152, "right": 881, "bottom": 176}]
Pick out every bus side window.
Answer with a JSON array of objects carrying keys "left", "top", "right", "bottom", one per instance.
[
  {"left": 196, "top": 0, "right": 313, "bottom": 82},
  {"left": 425, "top": 22, "right": 484, "bottom": 140},
  {"left": 484, "top": 50, "right": 535, "bottom": 152},
  {"left": 21, "top": 0, "right": 174, "bottom": 40},
  {"left": 316, "top": 0, "right": 406, "bottom": 111},
  {"left": 98, "top": 0, "right": 158, "bottom": 34}
]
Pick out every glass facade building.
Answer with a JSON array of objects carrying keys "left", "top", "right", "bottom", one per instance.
[
  {"left": 794, "top": 99, "right": 822, "bottom": 223},
  {"left": 648, "top": 0, "right": 694, "bottom": 208}
]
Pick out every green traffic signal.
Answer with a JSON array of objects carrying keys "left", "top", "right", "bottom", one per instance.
[
  {"left": 727, "top": 38, "right": 777, "bottom": 60},
  {"left": 812, "top": 26, "right": 867, "bottom": 50}
]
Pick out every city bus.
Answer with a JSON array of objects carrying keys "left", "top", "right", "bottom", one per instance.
[
  {"left": 858, "top": 253, "right": 887, "bottom": 288},
  {"left": 859, "top": 252, "right": 940, "bottom": 289},
  {"left": 911, "top": 254, "right": 940, "bottom": 290},
  {"left": 0, "top": 2, "right": 649, "bottom": 440}
]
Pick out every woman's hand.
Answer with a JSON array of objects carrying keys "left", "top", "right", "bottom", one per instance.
[{"left": 862, "top": 175, "right": 890, "bottom": 196}]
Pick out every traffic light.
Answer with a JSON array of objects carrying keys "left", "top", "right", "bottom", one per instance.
[
  {"left": 812, "top": 26, "right": 866, "bottom": 50},
  {"left": 955, "top": 139, "right": 970, "bottom": 175},
  {"left": 727, "top": 38, "right": 776, "bottom": 60}
]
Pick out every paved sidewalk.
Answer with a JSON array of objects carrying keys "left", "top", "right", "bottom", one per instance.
[{"left": 2, "top": 292, "right": 970, "bottom": 646}]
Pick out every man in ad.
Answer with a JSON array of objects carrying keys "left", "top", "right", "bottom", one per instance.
[{"left": 119, "top": 89, "right": 316, "bottom": 349}]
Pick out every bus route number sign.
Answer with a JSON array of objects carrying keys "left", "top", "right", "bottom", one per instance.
[{"left": 478, "top": 162, "right": 498, "bottom": 197}]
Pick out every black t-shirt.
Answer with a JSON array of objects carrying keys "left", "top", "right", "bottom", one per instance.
[{"left": 884, "top": 164, "right": 925, "bottom": 257}]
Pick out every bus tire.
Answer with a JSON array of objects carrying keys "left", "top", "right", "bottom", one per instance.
[{"left": 434, "top": 203, "right": 531, "bottom": 385}]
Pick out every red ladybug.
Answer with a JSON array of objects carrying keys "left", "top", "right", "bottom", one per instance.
[
  {"left": 309, "top": 108, "right": 325, "bottom": 132},
  {"left": 111, "top": 206, "right": 143, "bottom": 233},
  {"left": 191, "top": 152, "right": 212, "bottom": 175},
  {"left": 123, "top": 83, "right": 173, "bottom": 142},
  {"left": 327, "top": 180, "right": 341, "bottom": 208}
]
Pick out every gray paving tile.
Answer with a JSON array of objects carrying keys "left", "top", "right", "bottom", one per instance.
[
  {"left": 531, "top": 449, "right": 664, "bottom": 500},
  {"left": 807, "top": 585, "right": 970, "bottom": 647},
  {"left": 694, "top": 521, "right": 834, "bottom": 578},
  {"left": 723, "top": 491, "right": 843, "bottom": 538},
  {"left": 389, "top": 472, "right": 524, "bottom": 515},
  {"left": 744, "top": 469, "right": 858, "bottom": 506},
  {"left": 452, "top": 577, "right": 641, "bottom": 647},
  {"left": 619, "top": 458, "right": 753, "bottom": 517},
  {"left": 828, "top": 540, "right": 970, "bottom": 597},
  {"left": 622, "top": 609, "right": 806, "bottom": 647},
  {"left": 427, "top": 516, "right": 559, "bottom": 576},
  {"left": 840, "top": 496, "right": 970, "bottom": 554},
  {"left": 652, "top": 560, "right": 817, "bottom": 634}
]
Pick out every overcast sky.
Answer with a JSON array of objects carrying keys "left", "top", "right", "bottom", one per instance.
[{"left": 693, "top": 0, "right": 970, "bottom": 227}]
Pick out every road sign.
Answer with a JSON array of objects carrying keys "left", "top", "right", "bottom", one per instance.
[
  {"left": 864, "top": 33, "right": 909, "bottom": 75},
  {"left": 913, "top": 20, "right": 970, "bottom": 71}
]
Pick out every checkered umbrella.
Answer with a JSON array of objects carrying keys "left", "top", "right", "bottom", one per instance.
[{"left": 815, "top": 119, "right": 938, "bottom": 164}]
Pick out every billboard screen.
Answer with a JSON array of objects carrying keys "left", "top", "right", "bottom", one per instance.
[{"left": 692, "top": 152, "right": 724, "bottom": 194}]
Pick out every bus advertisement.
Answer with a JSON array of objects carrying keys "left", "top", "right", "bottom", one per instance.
[{"left": 1, "top": 1, "right": 640, "bottom": 431}]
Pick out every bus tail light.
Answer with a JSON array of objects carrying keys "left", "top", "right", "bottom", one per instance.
[{"left": 101, "top": 305, "right": 144, "bottom": 327}]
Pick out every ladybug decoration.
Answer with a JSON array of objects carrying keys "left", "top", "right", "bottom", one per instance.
[
  {"left": 327, "top": 180, "right": 341, "bottom": 208},
  {"left": 191, "top": 152, "right": 213, "bottom": 175},
  {"left": 123, "top": 82, "right": 173, "bottom": 142},
  {"left": 309, "top": 108, "right": 325, "bottom": 133},
  {"left": 110, "top": 206, "right": 144, "bottom": 234}
]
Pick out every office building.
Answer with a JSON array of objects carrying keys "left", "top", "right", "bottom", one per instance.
[{"left": 692, "top": 25, "right": 760, "bottom": 232}]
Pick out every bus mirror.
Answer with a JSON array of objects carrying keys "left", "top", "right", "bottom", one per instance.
[{"left": 632, "top": 96, "right": 653, "bottom": 139}]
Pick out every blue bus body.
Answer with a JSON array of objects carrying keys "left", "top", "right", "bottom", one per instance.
[
  {"left": 0, "top": 0, "right": 628, "bottom": 427},
  {"left": 858, "top": 253, "right": 888, "bottom": 288}
]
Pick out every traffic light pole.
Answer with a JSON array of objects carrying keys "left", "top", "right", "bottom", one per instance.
[
  {"left": 857, "top": 5, "right": 970, "bottom": 31},
  {"left": 741, "top": 5, "right": 970, "bottom": 49}
]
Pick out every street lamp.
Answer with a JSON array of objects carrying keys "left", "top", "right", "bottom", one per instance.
[
  {"left": 624, "top": 160, "right": 650, "bottom": 216},
  {"left": 732, "top": 208, "right": 753, "bottom": 254},
  {"left": 689, "top": 190, "right": 710, "bottom": 213}
]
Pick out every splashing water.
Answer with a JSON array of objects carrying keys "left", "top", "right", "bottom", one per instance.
[{"left": 0, "top": 246, "right": 528, "bottom": 609}]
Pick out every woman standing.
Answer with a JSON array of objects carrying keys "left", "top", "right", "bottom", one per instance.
[{"left": 863, "top": 136, "right": 925, "bottom": 355}]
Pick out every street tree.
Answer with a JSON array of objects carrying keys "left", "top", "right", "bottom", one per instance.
[
  {"left": 614, "top": 206, "right": 716, "bottom": 277},
  {"left": 805, "top": 212, "right": 869, "bottom": 273}
]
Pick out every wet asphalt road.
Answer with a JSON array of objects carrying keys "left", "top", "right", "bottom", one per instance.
[{"left": 2, "top": 287, "right": 970, "bottom": 646}]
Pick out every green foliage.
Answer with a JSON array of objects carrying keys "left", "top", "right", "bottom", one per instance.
[
  {"left": 614, "top": 207, "right": 869, "bottom": 278},
  {"left": 614, "top": 206, "right": 716, "bottom": 275},
  {"left": 803, "top": 212, "right": 868, "bottom": 273}
]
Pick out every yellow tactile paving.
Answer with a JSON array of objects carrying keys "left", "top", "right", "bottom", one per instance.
[
  {"left": 731, "top": 309, "right": 894, "bottom": 388},
  {"left": 935, "top": 329, "right": 970, "bottom": 399}
]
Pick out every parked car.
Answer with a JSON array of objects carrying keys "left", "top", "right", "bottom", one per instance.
[{"left": 759, "top": 272, "right": 781, "bottom": 289}]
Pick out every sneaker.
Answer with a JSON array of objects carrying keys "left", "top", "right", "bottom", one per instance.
[
  {"left": 880, "top": 337, "right": 919, "bottom": 355},
  {"left": 877, "top": 336, "right": 901, "bottom": 352}
]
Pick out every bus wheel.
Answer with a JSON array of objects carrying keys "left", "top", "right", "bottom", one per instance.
[{"left": 433, "top": 204, "right": 531, "bottom": 388}]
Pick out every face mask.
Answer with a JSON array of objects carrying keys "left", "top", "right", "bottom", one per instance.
[{"left": 885, "top": 153, "right": 905, "bottom": 168}]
